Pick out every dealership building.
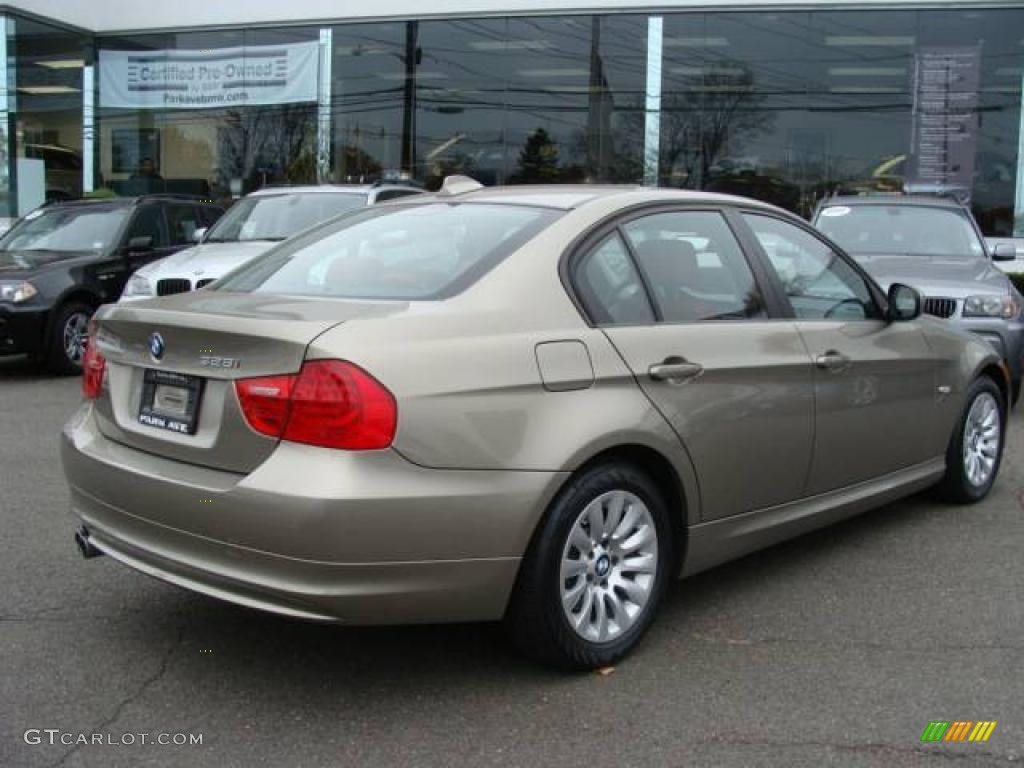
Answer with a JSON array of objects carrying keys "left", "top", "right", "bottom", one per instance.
[{"left": 3, "top": 0, "right": 1024, "bottom": 234}]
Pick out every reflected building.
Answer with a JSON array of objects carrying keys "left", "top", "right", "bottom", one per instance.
[{"left": 2, "top": 1, "right": 1024, "bottom": 235}]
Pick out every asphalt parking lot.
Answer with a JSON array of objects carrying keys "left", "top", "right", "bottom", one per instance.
[{"left": 1, "top": 354, "right": 1022, "bottom": 768}]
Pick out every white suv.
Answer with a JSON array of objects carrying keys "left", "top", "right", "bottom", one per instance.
[{"left": 120, "top": 183, "right": 422, "bottom": 302}]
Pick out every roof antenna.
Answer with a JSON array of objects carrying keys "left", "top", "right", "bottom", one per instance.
[{"left": 437, "top": 175, "right": 484, "bottom": 197}]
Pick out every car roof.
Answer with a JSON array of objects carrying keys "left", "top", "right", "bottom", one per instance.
[
  {"left": 425, "top": 184, "right": 787, "bottom": 213},
  {"left": 42, "top": 194, "right": 218, "bottom": 210},
  {"left": 818, "top": 194, "right": 965, "bottom": 210},
  {"left": 247, "top": 184, "right": 419, "bottom": 197}
]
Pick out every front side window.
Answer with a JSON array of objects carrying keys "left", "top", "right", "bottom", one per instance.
[
  {"left": 623, "top": 211, "right": 766, "bottom": 322},
  {"left": 815, "top": 204, "right": 986, "bottom": 259},
  {"left": 204, "top": 193, "right": 365, "bottom": 243},
  {"left": 575, "top": 234, "right": 655, "bottom": 325},
  {"left": 216, "top": 202, "right": 561, "bottom": 300},
  {"left": 124, "top": 206, "right": 169, "bottom": 249},
  {"left": 743, "top": 213, "right": 879, "bottom": 320}
]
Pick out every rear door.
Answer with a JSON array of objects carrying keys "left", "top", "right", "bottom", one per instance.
[
  {"left": 738, "top": 211, "right": 938, "bottom": 495},
  {"left": 577, "top": 207, "right": 815, "bottom": 521}
]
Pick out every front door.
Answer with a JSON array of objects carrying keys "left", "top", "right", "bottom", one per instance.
[
  {"left": 119, "top": 204, "right": 173, "bottom": 290},
  {"left": 575, "top": 208, "right": 815, "bottom": 521},
  {"left": 739, "top": 211, "right": 938, "bottom": 495}
]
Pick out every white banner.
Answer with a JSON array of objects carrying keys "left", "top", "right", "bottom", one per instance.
[{"left": 99, "top": 41, "right": 319, "bottom": 110}]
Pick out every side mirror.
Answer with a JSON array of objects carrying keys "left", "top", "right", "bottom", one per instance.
[
  {"left": 127, "top": 235, "right": 153, "bottom": 252},
  {"left": 192, "top": 227, "right": 207, "bottom": 244},
  {"left": 887, "top": 283, "right": 922, "bottom": 322},
  {"left": 992, "top": 242, "right": 1017, "bottom": 262}
]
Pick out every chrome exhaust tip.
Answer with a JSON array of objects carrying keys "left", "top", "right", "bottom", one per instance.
[{"left": 74, "top": 527, "right": 103, "bottom": 559}]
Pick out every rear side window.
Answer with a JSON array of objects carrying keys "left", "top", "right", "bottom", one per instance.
[
  {"left": 374, "top": 189, "right": 421, "bottom": 202},
  {"left": 575, "top": 234, "right": 655, "bottom": 325},
  {"left": 123, "top": 205, "right": 169, "bottom": 249},
  {"left": 216, "top": 202, "right": 561, "bottom": 300},
  {"left": 165, "top": 203, "right": 201, "bottom": 245},
  {"left": 623, "top": 211, "right": 766, "bottom": 322},
  {"left": 197, "top": 205, "right": 223, "bottom": 228}
]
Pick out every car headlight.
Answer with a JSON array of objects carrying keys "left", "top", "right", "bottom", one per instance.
[
  {"left": 0, "top": 280, "right": 37, "bottom": 303},
  {"left": 122, "top": 273, "right": 154, "bottom": 298},
  {"left": 962, "top": 294, "right": 1019, "bottom": 319}
]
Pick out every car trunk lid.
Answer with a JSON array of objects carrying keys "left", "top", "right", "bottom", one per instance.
[{"left": 89, "top": 291, "right": 403, "bottom": 473}]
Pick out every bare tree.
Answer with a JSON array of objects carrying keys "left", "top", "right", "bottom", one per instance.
[
  {"left": 655, "top": 63, "right": 773, "bottom": 188},
  {"left": 217, "top": 104, "right": 317, "bottom": 191}
]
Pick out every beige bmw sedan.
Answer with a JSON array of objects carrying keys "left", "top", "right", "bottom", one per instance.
[{"left": 62, "top": 180, "right": 1008, "bottom": 669}]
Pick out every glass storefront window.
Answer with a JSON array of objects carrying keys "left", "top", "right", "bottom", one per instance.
[
  {"left": 330, "top": 15, "right": 647, "bottom": 189},
  {"left": 920, "top": 9, "right": 1023, "bottom": 235},
  {"left": 97, "top": 27, "right": 319, "bottom": 204},
  {"left": 658, "top": 8, "right": 1024, "bottom": 233},
  {"left": 6, "top": 16, "right": 88, "bottom": 216},
  {"left": 1, "top": 7, "right": 1019, "bottom": 235},
  {"left": 330, "top": 23, "right": 407, "bottom": 182}
]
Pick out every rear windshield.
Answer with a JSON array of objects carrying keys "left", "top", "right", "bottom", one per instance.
[
  {"left": 214, "top": 202, "right": 562, "bottom": 300},
  {"left": 815, "top": 204, "right": 986, "bottom": 259}
]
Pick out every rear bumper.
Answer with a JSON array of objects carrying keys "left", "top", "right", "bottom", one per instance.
[
  {"left": 61, "top": 404, "right": 567, "bottom": 624},
  {"left": 0, "top": 303, "right": 48, "bottom": 356}
]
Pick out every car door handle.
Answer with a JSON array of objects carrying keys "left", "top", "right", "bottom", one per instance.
[
  {"left": 648, "top": 358, "right": 704, "bottom": 383},
  {"left": 815, "top": 350, "right": 851, "bottom": 372}
]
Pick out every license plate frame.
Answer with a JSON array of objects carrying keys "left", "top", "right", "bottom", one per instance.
[{"left": 138, "top": 369, "right": 204, "bottom": 435}]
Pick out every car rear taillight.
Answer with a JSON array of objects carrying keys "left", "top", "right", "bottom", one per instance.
[
  {"left": 235, "top": 360, "right": 397, "bottom": 450},
  {"left": 81, "top": 321, "right": 106, "bottom": 400},
  {"left": 234, "top": 374, "right": 294, "bottom": 436}
]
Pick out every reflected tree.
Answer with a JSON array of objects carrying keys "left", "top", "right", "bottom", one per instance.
[
  {"left": 656, "top": 64, "right": 774, "bottom": 189},
  {"left": 511, "top": 128, "right": 562, "bottom": 183},
  {"left": 217, "top": 104, "right": 317, "bottom": 192},
  {"left": 335, "top": 144, "right": 383, "bottom": 182}
]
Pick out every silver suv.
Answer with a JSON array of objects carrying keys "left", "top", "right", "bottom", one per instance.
[
  {"left": 813, "top": 195, "right": 1023, "bottom": 402},
  {"left": 120, "top": 183, "right": 422, "bottom": 302}
]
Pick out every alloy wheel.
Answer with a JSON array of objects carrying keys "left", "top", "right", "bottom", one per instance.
[
  {"left": 963, "top": 392, "right": 1000, "bottom": 488},
  {"left": 63, "top": 311, "right": 90, "bottom": 365},
  {"left": 559, "top": 490, "right": 659, "bottom": 643}
]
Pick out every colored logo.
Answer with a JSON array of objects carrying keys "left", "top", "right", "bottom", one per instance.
[
  {"left": 148, "top": 332, "right": 165, "bottom": 361},
  {"left": 921, "top": 721, "right": 997, "bottom": 743}
]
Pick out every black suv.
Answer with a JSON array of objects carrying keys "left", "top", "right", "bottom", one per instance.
[{"left": 0, "top": 195, "right": 224, "bottom": 373}]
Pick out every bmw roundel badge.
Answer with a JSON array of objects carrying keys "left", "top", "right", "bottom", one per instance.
[{"left": 148, "top": 332, "right": 165, "bottom": 362}]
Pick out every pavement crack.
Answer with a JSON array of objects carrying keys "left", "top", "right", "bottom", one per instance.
[
  {"left": 691, "top": 631, "right": 1024, "bottom": 653},
  {"left": 694, "top": 734, "right": 1018, "bottom": 763},
  {"left": 46, "top": 621, "right": 188, "bottom": 768}
]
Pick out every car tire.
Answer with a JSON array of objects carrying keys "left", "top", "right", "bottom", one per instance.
[
  {"left": 936, "top": 376, "right": 1006, "bottom": 504},
  {"left": 45, "top": 301, "right": 93, "bottom": 376},
  {"left": 505, "top": 461, "right": 675, "bottom": 670}
]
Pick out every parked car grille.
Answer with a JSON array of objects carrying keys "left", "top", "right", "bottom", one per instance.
[
  {"left": 195, "top": 278, "right": 216, "bottom": 289},
  {"left": 156, "top": 278, "right": 193, "bottom": 297},
  {"left": 923, "top": 297, "right": 957, "bottom": 319}
]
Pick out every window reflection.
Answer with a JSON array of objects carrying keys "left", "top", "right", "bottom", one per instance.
[
  {"left": 659, "top": 9, "right": 1024, "bottom": 235},
  {"left": 330, "top": 16, "right": 647, "bottom": 188},
  {"left": 89, "top": 8, "right": 1024, "bottom": 235},
  {"left": 98, "top": 27, "right": 318, "bottom": 204},
  {"left": 12, "top": 17, "right": 89, "bottom": 214}
]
